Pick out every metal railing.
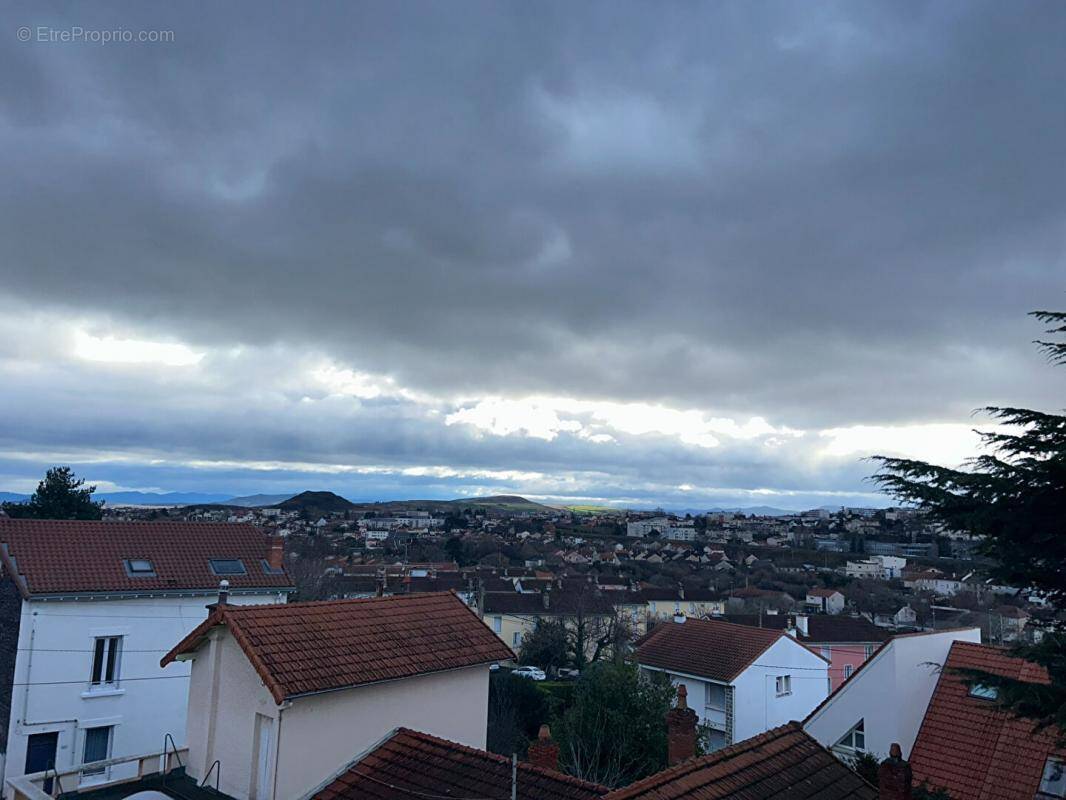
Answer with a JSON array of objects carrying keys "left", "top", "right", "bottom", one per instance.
[{"left": 5, "top": 745, "right": 189, "bottom": 800}]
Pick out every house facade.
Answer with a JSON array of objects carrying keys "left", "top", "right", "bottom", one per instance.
[
  {"left": 804, "top": 627, "right": 981, "bottom": 761},
  {"left": 0, "top": 520, "right": 292, "bottom": 795},
  {"left": 636, "top": 617, "right": 829, "bottom": 751},
  {"left": 161, "top": 591, "right": 513, "bottom": 800}
]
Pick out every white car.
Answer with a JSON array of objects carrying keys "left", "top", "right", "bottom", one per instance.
[{"left": 513, "top": 666, "right": 547, "bottom": 681}]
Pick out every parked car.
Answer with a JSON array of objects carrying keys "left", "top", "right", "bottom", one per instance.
[
  {"left": 556, "top": 668, "right": 581, "bottom": 681},
  {"left": 513, "top": 666, "right": 547, "bottom": 681}
]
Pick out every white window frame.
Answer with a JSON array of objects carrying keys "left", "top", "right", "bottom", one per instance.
[
  {"left": 492, "top": 616, "right": 502, "bottom": 634},
  {"left": 775, "top": 675, "right": 792, "bottom": 696},
  {"left": 704, "top": 681, "right": 726, "bottom": 711},
  {"left": 844, "top": 664, "right": 854, "bottom": 679},
  {"left": 88, "top": 636, "right": 122, "bottom": 691},
  {"left": 834, "top": 719, "right": 866, "bottom": 753},
  {"left": 513, "top": 631, "right": 522, "bottom": 647},
  {"left": 1040, "top": 758, "right": 1066, "bottom": 799},
  {"left": 80, "top": 725, "right": 114, "bottom": 779}
]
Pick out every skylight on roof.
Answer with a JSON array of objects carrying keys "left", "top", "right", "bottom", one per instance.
[
  {"left": 124, "top": 558, "right": 156, "bottom": 577},
  {"left": 210, "top": 559, "right": 247, "bottom": 576}
]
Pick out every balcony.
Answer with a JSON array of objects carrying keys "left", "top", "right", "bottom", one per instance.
[{"left": 4, "top": 746, "right": 228, "bottom": 800}]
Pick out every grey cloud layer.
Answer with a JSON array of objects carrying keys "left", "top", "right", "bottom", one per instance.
[{"left": 0, "top": 1, "right": 1063, "bottom": 501}]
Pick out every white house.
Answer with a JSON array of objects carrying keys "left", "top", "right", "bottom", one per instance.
[
  {"left": 626, "top": 517, "right": 670, "bottom": 538},
  {"left": 803, "top": 627, "right": 981, "bottom": 761},
  {"left": 635, "top": 616, "right": 829, "bottom": 751},
  {"left": 806, "top": 588, "right": 846, "bottom": 615},
  {"left": 161, "top": 591, "right": 513, "bottom": 800},
  {"left": 0, "top": 519, "right": 293, "bottom": 795}
]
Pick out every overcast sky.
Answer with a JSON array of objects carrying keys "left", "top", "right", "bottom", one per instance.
[{"left": 1, "top": 1, "right": 1063, "bottom": 509}]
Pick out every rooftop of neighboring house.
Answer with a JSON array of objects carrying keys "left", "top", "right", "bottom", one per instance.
[
  {"left": 602, "top": 722, "right": 877, "bottom": 800},
  {"left": 908, "top": 640, "right": 1062, "bottom": 800},
  {"left": 309, "top": 727, "right": 608, "bottom": 800},
  {"left": 807, "top": 587, "right": 844, "bottom": 598},
  {"left": 161, "top": 591, "right": 514, "bottom": 703},
  {"left": 0, "top": 518, "right": 294, "bottom": 598},
  {"left": 636, "top": 616, "right": 817, "bottom": 683},
  {"left": 720, "top": 614, "right": 890, "bottom": 644},
  {"left": 641, "top": 586, "right": 723, "bottom": 602},
  {"left": 480, "top": 588, "right": 617, "bottom": 615}
]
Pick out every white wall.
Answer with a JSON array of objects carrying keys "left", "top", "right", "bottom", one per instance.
[
  {"left": 274, "top": 665, "right": 490, "bottom": 800},
  {"left": 3, "top": 591, "right": 286, "bottom": 793},
  {"left": 731, "top": 635, "right": 828, "bottom": 742},
  {"left": 182, "top": 627, "right": 492, "bottom": 800},
  {"left": 803, "top": 627, "right": 980, "bottom": 760}
]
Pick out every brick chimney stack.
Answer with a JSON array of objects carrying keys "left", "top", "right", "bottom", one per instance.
[
  {"left": 666, "top": 685, "right": 698, "bottom": 766},
  {"left": 878, "top": 743, "right": 913, "bottom": 800},
  {"left": 268, "top": 536, "right": 285, "bottom": 571},
  {"left": 527, "top": 725, "right": 559, "bottom": 772}
]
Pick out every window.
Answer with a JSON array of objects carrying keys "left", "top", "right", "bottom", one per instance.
[
  {"left": 513, "top": 631, "right": 522, "bottom": 647},
  {"left": 123, "top": 558, "right": 155, "bottom": 577},
  {"left": 704, "top": 682, "right": 726, "bottom": 710},
  {"left": 775, "top": 675, "right": 792, "bottom": 696},
  {"left": 90, "top": 637, "right": 121, "bottom": 688},
  {"left": 864, "top": 644, "right": 874, "bottom": 659},
  {"left": 844, "top": 664, "right": 854, "bottom": 679},
  {"left": 969, "top": 683, "right": 999, "bottom": 700},
  {"left": 82, "top": 726, "right": 113, "bottom": 776},
  {"left": 836, "top": 719, "right": 865, "bottom": 752},
  {"left": 492, "top": 616, "right": 502, "bottom": 634},
  {"left": 1040, "top": 758, "right": 1066, "bottom": 799},
  {"left": 210, "top": 558, "right": 247, "bottom": 575}
]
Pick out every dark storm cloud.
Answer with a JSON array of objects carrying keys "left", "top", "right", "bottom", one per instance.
[{"left": 0, "top": 1, "right": 1063, "bottom": 502}]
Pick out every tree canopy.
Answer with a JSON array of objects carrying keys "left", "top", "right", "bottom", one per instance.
[
  {"left": 552, "top": 661, "right": 675, "bottom": 787},
  {"left": 1, "top": 466, "right": 104, "bottom": 520},
  {"left": 873, "top": 310, "right": 1066, "bottom": 733}
]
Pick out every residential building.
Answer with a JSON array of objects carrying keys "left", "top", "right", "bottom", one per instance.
[
  {"left": 643, "top": 587, "right": 725, "bottom": 621},
  {"left": 479, "top": 588, "right": 617, "bottom": 653},
  {"left": 636, "top": 616, "right": 829, "bottom": 751},
  {"left": 0, "top": 520, "right": 293, "bottom": 793},
  {"left": 804, "top": 627, "right": 981, "bottom": 761},
  {"left": 845, "top": 561, "right": 881, "bottom": 580},
  {"left": 626, "top": 518, "right": 670, "bottom": 538},
  {"left": 160, "top": 591, "right": 513, "bottom": 800},
  {"left": 806, "top": 588, "right": 846, "bottom": 615},
  {"left": 908, "top": 641, "right": 1064, "bottom": 800},
  {"left": 722, "top": 614, "right": 889, "bottom": 691}
]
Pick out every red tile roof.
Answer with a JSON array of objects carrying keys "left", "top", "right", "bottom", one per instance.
[
  {"left": 0, "top": 519, "right": 293, "bottom": 597},
  {"left": 807, "top": 588, "right": 844, "bottom": 598},
  {"left": 721, "top": 614, "right": 888, "bottom": 644},
  {"left": 161, "top": 592, "right": 514, "bottom": 703},
  {"left": 311, "top": 727, "right": 607, "bottom": 800},
  {"left": 908, "top": 641, "right": 1061, "bottom": 800},
  {"left": 636, "top": 617, "right": 802, "bottom": 682},
  {"left": 604, "top": 722, "right": 877, "bottom": 800}
]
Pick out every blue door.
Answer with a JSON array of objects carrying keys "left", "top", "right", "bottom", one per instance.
[{"left": 25, "top": 731, "right": 59, "bottom": 793}]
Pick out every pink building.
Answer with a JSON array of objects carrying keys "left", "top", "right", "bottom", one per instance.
[{"left": 721, "top": 613, "right": 888, "bottom": 692}]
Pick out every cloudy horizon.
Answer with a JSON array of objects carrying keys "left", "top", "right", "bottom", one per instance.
[{"left": 1, "top": 1, "right": 1063, "bottom": 510}]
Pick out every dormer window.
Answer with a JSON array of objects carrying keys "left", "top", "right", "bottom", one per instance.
[
  {"left": 210, "top": 559, "right": 247, "bottom": 575},
  {"left": 124, "top": 559, "right": 156, "bottom": 577}
]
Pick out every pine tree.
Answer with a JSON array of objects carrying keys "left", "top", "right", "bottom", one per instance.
[
  {"left": 872, "top": 311, "right": 1065, "bottom": 733},
  {"left": 2, "top": 466, "right": 104, "bottom": 520}
]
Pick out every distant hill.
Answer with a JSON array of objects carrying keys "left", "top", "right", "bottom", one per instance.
[
  {"left": 97, "top": 491, "right": 235, "bottom": 506},
  {"left": 0, "top": 492, "right": 29, "bottom": 504},
  {"left": 448, "top": 495, "right": 554, "bottom": 512},
  {"left": 226, "top": 493, "right": 295, "bottom": 508},
  {"left": 279, "top": 491, "right": 356, "bottom": 514}
]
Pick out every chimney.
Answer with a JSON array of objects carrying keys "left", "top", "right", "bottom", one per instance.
[
  {"left": 785, "top": 614, "right": 797, "bottom": 638},
  {"left": 673, "top": 611, "right": 687, "bottom": 624},
  {"left": 268, "top": 536, "right": 285, "bottom": 571},
  {"left": 666, "top": 685, "right": 698, "bottom": 766},
  {"left": 795, "top": 614, "right": 809, "bottom": 637},
  {"left": 677, "top": 582, "right": 685, "bottom": 601},
  {"left": 878, "top": 743, "right": 913, "bottom": 800},
  {"left": 527, "top": 725, "right": 560, "bottom": 772},
  {"left": 207, "top": 579, "right": 230, "bottom": 613}
]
